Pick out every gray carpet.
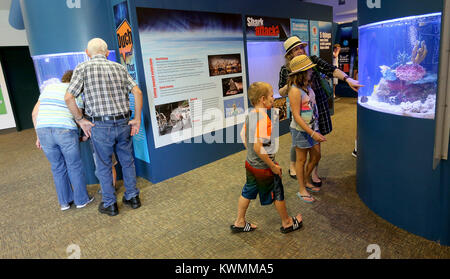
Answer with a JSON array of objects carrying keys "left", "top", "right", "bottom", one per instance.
[{"left": 0, "top": 97, "right": 449, "bottom": 259}]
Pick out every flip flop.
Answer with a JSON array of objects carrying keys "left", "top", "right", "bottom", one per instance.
[
  {"left": 280, "top": 216, "right": 303, "bottom": 234},
  {"left": 288, "top": 169, "right": 297, "bottom": 179},
  {"left": 297, "top": 192, "right": 315, "bottom": 203},
  {"left": 306, "top": 185, "right": 321, "bottom": 193},
  {"left": 230, "top": 222, "right": 256, "bottom": 233},
  {"left": 311, "top": 178, "right": 322, "bottom": 187}
]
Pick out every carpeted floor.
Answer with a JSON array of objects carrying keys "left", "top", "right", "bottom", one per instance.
[{"left": 0, "top": 97, "right": 449, "bottom": 259}]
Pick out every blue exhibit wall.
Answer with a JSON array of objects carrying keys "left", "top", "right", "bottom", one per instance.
[
  {"left": 441, "top": 154, "right": 450, "bottom": 243},
  {"left": 358, "top": 0, "right": 444, "bottom": 26},
  {"left": 17, "top": 0, "right": 118, "bottom": 184},
  {"left": 19, "top": 0, "right": 116, "bottom": 56},
  {"left": 357, "top": 106, "right": 447, "bottom": 243},
  {"left": 357, "top": 0, "right": 449, "bottom": 244},
  {"left": 127, "top": 0, "right": 333, "bottom": 183}
]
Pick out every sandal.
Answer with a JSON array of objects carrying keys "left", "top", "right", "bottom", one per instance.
[
  {"left": 230, "top": 222, "right": 255, "bottom": 233},
  {"left": 296, "top": 192, "right": 315, "bottom": 203},
  {"left": 280, "top": 216, "right": 303, "bottom": 234},
  {"left": 288, "top": 169, "right": 297, "bottom": 179},
  {"left": 311, "top": 178, "right": 322, "bottom": 187},
  {"left": 306, "top": 184, "right": 321, "bottom": 193}
]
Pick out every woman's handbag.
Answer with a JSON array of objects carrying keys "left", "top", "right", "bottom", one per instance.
[{"left": 313, "top": 68, "right": 333, "bottom": 100}]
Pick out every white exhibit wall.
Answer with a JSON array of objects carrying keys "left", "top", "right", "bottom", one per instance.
[
  {"left": 0, "top": 9, "right": 28, "bottom": 46},
  {"left": 0, "top": 3, "right": 26, "bottom": 129}
]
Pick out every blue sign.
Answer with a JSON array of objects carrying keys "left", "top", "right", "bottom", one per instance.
[
  {"left": 290, "top": 18, "right": 310, "bottom": 53},
  {"left": 309, "top": 21, "right": 320, "bottom": 56}
]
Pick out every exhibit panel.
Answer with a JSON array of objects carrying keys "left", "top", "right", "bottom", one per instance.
[
  {"left": 112, "top": 0, "right": 150, "bottom": 165},
  {"left": 290, "top": 19, "right": 310, "bottom": 55},
  {"left": 357, "top": 0, "right": 449, "bottom": 245},
  {"left": 309, "top": 21, "right": 320, "bottom": 57},
  {"left": 318, "top": 21, "right": 333, "bottom": 65},
  {"left": 245, "top": 16, "right": 289, "bottom": 124},
  {"left": 245, "top": 15, "right": 288, "bottom": 99},
  {"left": 137, "top": 8, "right": 248, "bottom": 149},
  {"left": 0, "top": 60, "right": 16, "bottom": 130},
  {"left": 334, "top": 21, "right": 359, "bottom": 98},
  {"left": 128, "top": 0, "right": 333, "bottom": 183},
  {"left": 337, "top": 24, "right": 356, "bottom": 78}
]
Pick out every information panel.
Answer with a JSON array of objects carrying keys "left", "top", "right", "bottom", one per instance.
[
  {"left": 309, "top": 21, "right": 320, "bottom": 56},
  {"left": 290, "top": 18, "right": 310, "bottom": 54},
  {"left": 318, "top": 21, "right": 333, "bottom": 65},
  {"left": 0, "top": 87, "right": 6, "bottom": 115},
  {"left": 0, "top": 61, "right": 15, "bottom": 129},
  {"left": 137, "top": 8, "right": 247, "bottom": 148},
  {"left": 338, "top": 26, "right": 354, "bottom": 76}
]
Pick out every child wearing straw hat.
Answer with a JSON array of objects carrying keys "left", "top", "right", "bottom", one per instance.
[
  {"left": 287, "top": 55, "right": 327, "bottom": 203},
  {"left": 279, "top": 36, "right": 363, "bottom": 189}
]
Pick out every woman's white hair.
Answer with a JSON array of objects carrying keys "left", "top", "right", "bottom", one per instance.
[{"left": 86, "top": 38, "right": 108, "bottom": 56}]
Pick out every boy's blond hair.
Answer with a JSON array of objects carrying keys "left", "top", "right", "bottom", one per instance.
[{"left": 248, "top": 82, "right": 270, "bottom": 106}]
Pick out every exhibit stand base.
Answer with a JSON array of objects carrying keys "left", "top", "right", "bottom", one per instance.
[{"left": 357, "top": 104, "right": 450, "bottom": 245}]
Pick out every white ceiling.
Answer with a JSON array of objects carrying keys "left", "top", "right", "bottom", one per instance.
[
  {"left": 301, "top": 0, "right": 357, "bottom": 23},
  {"left": 0, "top": 0, "right": 11, "bottom": 11}
]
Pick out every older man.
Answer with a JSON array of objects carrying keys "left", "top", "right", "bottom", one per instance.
[{"left": 65, "top": 38, "right": 143, "bottom": 216}]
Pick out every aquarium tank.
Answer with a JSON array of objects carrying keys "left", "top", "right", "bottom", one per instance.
[
  {"left": 32, "top": 51, "right": 117, "bottom": 92},
  {"left": 358, "top": 13, "right": 441, "bottom": 119}
]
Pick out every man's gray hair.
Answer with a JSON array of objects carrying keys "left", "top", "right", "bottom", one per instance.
[{"left": 87, "top": 38, "right": 108, "bottom": 56}]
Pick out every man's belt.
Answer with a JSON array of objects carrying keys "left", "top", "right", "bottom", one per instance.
[{"left": 86, "top": 111, "right": 131, "bottom": 122}]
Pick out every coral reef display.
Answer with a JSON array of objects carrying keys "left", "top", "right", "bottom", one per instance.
[
  {"left": 395, "top": 63, "right": 426, "bottom": 82},
  {"left": 359, "top": 13, "right": 441, "bottom": 119},
  {"left": 411, "top": 41, "right": 427, "bottom": 65},
  {"left": 371, "top": 40, "right": 437, "bottom": 116}
]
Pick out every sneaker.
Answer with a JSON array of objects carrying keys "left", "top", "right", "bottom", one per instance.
[
  {"left": 61, "top": 201, "right": 74, "bottom": 211},
  {"left": 352, "top": 149, "right": 357, "bottom": 158},
  {"left": 76, "top": 196, "right": 95, "bottom": 209}
]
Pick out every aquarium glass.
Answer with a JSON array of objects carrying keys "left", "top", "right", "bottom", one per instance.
[
  {"left": 358, "top": 13, "right": 441, "bottom": 119},
  {"left": 32, "top": 51, "right": 117, "bottom": 92}
]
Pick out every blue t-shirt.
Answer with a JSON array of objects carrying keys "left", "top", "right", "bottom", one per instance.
[{"left": 36, "top": 83, "right": 83, "bottom": 130}]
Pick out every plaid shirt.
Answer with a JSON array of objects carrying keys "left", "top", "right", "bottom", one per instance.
[
  {"left": 279, "top": 55, "right": 336, "bottom": 135},
  {"left": 67, "top": 55, "right": 137, "bottom": 117}
]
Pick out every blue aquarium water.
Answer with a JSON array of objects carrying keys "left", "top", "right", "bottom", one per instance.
[
  {"left": 32, "top": 51, "right": 116, "bottom": 92},
  {"left": 358, "top": 13, "right": 441, "bottom": 119}
]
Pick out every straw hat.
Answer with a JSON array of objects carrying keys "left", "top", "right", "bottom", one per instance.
[
  {"left": 284, "top": 36, "right": 308, "bottom": 57},
  {"left": 288, "top": 55, "right": 316, "bottom": 76}
]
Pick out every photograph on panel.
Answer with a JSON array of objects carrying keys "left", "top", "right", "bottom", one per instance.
[
  {"left": 208, "top": 54, "right": 242, "bottom": 77},
  {"left": 155, "top": 100, "right": 192, "bottom": 136},
  {"left": 224, "top": 96, "right": 245, "bottom": 118},
  {"left": 222, "top": 76, "right": 243, "bottom": 96}
]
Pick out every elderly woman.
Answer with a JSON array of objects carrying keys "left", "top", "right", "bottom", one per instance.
[
  {"left": 32, "top": 70, "right": 94, "bottom": 211},
  {"left": 279, "top": 36, "right": 362, "bottom": 198}
]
